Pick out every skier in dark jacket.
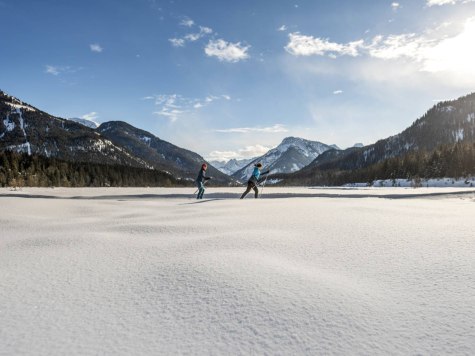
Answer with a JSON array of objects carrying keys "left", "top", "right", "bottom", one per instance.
[
  {"left": 196, "top": 163, "right": 211, "bottom": 199},
  {"left": 240, "top": 163, "right": 270, "bottom": 199}
]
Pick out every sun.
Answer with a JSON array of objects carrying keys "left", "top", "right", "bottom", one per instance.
[{"left": 422, "top": 17, "right": 475, "bottom": 77}]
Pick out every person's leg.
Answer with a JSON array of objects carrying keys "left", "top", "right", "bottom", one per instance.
[
  {"left": 240, "top": 182, "right": 253, "bottom": 199},
  {"left": 253, "top": 185, "right": 259, "bottom": 198},
  {"left": 198, "top": 187, "right": 204, "bottom": 199},
  {"left": 197, "top": 182, "right": 204, "bottom": 199}
]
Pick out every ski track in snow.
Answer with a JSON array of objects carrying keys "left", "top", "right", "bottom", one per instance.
[{"left": 0, "top": 187, "right": 474, "bottom": 355}]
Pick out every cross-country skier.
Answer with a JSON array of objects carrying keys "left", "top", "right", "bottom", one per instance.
[
  {"left": 196, "top": 163, "right": 211, "bottom": 199},
  {"left": 240, "top": 163, "right": 270, "bottom": 199}
]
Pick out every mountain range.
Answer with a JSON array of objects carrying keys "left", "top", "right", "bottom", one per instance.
[
  {"left": 2, "top": 89, "right": 475, "bottom": 187},
  {"left": 280, "top": 92, "right": 475, "bottom": 184},
  {"left": 0, "top": 90, "right": 232, "bottom": 185},
  {"left": 210, "top": 158, "right": 255, "bottom": 176},
  {"left": 232, "top": 137, "right": 338, "bottom": 182}
]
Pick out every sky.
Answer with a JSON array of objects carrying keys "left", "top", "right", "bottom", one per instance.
[{"left": 2, "top": 0, "right": 475, "bottom": 161}]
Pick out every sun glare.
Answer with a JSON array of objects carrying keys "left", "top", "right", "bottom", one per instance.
[{"left": 422, "top": 17, "right": 475, "bottom": 76}]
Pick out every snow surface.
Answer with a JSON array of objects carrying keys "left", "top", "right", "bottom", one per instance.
[
  {"left": 1, "top": 187, "right": 475, "bottom": 355},
  {"left": 347, "top": 177, "right": 475, "bottom": 188},
  {"left": 140, "top": 136, "right": 152, "bottom": 145},
  {"left": 3, "top": 115, "right": 15, "bottom": 132},
  {"left": 5, "top": 102, "right": 36, "bottom": 112}
]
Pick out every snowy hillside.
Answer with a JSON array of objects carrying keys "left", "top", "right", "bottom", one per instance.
[
  {"left": 97, "top": 121, "right": 233, "bottom": 184},
  {"left": 0, "top": 90, "right": 231, "bottom": 184},
  {"left": 233, "top": 137, "right": 337, "bottom": 181},
  {"left": 1, "top": 187, "right": 474, "bottom": 354},
  {"left": 302, "top": 92, "right": 475, "bottom": 174},
  {"left": 0, "top": 90, "right": 152, "bottom": 168}
]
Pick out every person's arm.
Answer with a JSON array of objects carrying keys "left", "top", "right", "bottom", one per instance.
[
  {"left": 205, "top": 176, "right": 212, "bottom": 180},
  {"left": 261, "top": 170, "right": 270, "bottom": 175}
]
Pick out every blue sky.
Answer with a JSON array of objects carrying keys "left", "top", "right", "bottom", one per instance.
[{"left": 2, "top": 0, "right": 475, "bottom": 161}]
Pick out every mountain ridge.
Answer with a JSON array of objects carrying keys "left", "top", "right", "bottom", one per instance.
[
  {"left": 232, "top": 136, "right": 337, "bottom": 181},
  {"left": 281, "top": 92, "right": 475, "bottom": 184},
  {"left": 0, "top": 90, "right": 233, "bottom": 184}
]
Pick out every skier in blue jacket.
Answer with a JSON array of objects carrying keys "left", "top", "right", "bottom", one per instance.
[
  {"left": 196, "top": 163, "right": 211, "bottom": 199},
  {"left": 240, "top": 163, "right": 270, "bottom": 199}
]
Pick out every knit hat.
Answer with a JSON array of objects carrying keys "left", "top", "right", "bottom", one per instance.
[
  {"left": 255, "top": 163, "right": 262, "bottom": 168},
  {"left": 202, "top": 163, "right": 208, "bottom": 169}
]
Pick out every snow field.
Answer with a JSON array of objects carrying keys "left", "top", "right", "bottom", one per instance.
[{"left": 1, "top": 188, "right": 474, "bottom": 355}]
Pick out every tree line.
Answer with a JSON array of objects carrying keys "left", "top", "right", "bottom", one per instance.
[
  {"left": 278, "top": 141, "right": 475, "bottom": 186},
  {"left": 0, "top": 150, "right": 185, "bottom": 188}
]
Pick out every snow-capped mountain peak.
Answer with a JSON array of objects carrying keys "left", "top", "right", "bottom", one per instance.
[
  {"left": 210, "top": 157, "right": 255, "bottom": 175},
  {"left": 68, "top": 117, "right": 99, "bottom": 129},
  {"left": 232, "top": 136, "right": 337, "bottom": 181}
]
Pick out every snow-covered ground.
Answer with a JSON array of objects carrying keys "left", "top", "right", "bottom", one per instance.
[
  {"left": 345, "top": 177, "right": 475, "bottom": 188},
  {"left": 1, "top": 187, "right": 474, "bottom": 355}
]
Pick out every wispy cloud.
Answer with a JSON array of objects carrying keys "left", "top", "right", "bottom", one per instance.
[
  {"left": 180, "top": 17, "right": 194, "bottom": 27},
  {"left": 44, "top": 65, "right": 81, "bottom": 76},
  {"left": 285, "top": 17, "right": 475, "bottom": 78},
  {"left": 146, "top": 93, "right": 231, "bottom": 122},
  {"left": 391, "top": 2, "right": 401, "bottom": 11},
  {"left": 333, "top": 90, "right": 343, "bottom": 95},
  {"left": 199, "top": 26, "right": 213, "bottom": 35},
  {"left": 278, "top": 25, "right": 287, "bottom": 32},
  {"left": 169, "top": 38, "right": 185, "bottom": 47},
  {"left": 183, "top": 26, "right": 213, "bottom": 42},
  {"left": 169, "top": 21, "right": 213, "bottom": 47},
  {"left": 215, "top": 124, "right": 287, "bottom": 133},
  {"left": 208, "top": 144, "right": 271, "bottom": 161},
  {"left": 90, "top": 43, "right": 103, "bottom": 53},
  {"left": 82, "top": 112, "right": 99, "bottom": 121},
  {"left": 285, "top": 32, "right": 363, "bottom": 57},
  {"left": 426, "top": 0, "right": 474, "bottom": 5},
  {"left": 45, "top": 65, "right": 61, "bottom": 76},
  {"left": 205, "top": 39, "right": 250, "bottom": 62}
]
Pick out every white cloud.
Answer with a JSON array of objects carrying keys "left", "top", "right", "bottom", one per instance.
[
  {"left": 184, "top": 33, "right": 201, "bottom": 42},
  {"left": 154, "top": 108, "right": 184, "bottom": 122},
  {"left": 215, "top": 124, "right": 288, "bottom": 133},
  {"left": 366, "top": 33, "right": 428, "bottom": 60},
  {"left": 285, "top": 32, "right": 363, "bottom": 57},
  {"left": 391, "top": 2, "right": 400, "bottom": 10},
  {"left": 208, "top": 144, "right": 271, "bottom": 161},
  {"left": 147, "top": 93, "right": 231, "bottom": 122},
  {"left": 90, "top": 43, "right": 103, "bottom": 53},
  {"left": 45, "top": 65, "right": 60, "bottom": 76},
  {"left": 205, "top": 39, "right": 250, "bottom": 62},
  {"left": 180, "top": 18, "right": 194, "bottom": 27},
  {"left": 285, "top": 17, "right": 475, "bottom": 79},
  {"left": 169, "top": 25, "right": 214, "bottom": 47},
  {"left": 333, "top": 90, "right": 343, "bottom": 95},
  {"left": 426, "top": 0, "right": 475, "bottom": 5},
  {"left": 199, "top": 26, "right": 213, "bottom": 35},
  {"left": 278, "top": 25, "right": 288, "bottom": 32},
  {"left": 44, "top": 65, "right": 81, "bottom": 76},
  {"left": 82, "top": 112, "right": 99, "bottom": 121},
  {"left": 169, "top": 38, "right": 185, "bottom": 47}
]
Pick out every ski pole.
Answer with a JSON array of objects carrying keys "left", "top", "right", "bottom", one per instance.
[
  {"left": 193, "top": 180, "right": 208, "bottom": 195},
  {"left": 259, "top": 173, "right": 270, "bottom": 198}
]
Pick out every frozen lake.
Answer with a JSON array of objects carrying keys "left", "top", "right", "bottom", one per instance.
[{"left": 1, "top": 187, "right": 474, "bottom": 355}]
